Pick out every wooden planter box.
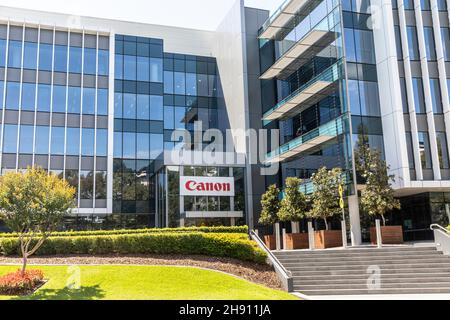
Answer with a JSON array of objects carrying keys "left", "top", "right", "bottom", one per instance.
[
  {"left": 264, "top": 235, "right": 276, "bottom": 250},
  {"left": 285, "top": 233, "right": 309, "bottom": 250},
  {"left": 314, "top": 230, "right": 342, "bottom": 249},
  {"left": 370, "top": 225, "right": 403, "bottom": 245}
]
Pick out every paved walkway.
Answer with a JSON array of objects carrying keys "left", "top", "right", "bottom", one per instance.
[{"left": 293, "top": 293, "right": 450, "bottom": 300}]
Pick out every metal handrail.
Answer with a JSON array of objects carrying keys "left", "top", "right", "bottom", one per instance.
[
  {"left": 430, "top": 224, "right": 449, "bottom": 234},
  {"left": 250, "top": 230, "right": 292, "bottom": 277}
]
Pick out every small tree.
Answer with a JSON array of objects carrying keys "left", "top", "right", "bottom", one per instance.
[
  {"left": 259, "top": 184, "right": 281, "bottom": 227},
  {"left": 353, "top": 125, "right": 373, "bottom": 181},
  {"left": 0, "top": 167, "right": 75, "bottom": 274},
  {"left": 278, "top": 177, "right": 307, "bottom": 224},
  {"left": 308, "top": 167, "right": 343, "bottom": 230},
  {"left": 360, "top": 150, "right": 401, "bottom": 226}
]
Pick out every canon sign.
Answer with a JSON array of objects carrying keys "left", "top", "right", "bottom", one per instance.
[{"left": 180, "top": 176, "right": 235, "bottom": 196}]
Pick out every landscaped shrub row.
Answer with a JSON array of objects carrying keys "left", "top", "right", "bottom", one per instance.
[
  {"left": 0, "top": 225, "right": 248, "bottom": 239},
  {"left": 0, "top": 232, "right": 266, "bottom": 264}
]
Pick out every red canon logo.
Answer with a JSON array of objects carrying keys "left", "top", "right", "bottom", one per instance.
[{"left": 185, "top": 180, "right": 231, "bottom": 192}]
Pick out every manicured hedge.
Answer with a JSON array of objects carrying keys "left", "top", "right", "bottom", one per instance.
[
  {"left": 0, "top": 232, "right": 266, "bottom": 264},
  {"left": 0, "top": 226, "right": 248, "bottom": 239}
]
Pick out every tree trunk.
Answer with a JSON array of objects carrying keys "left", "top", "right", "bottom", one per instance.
[
  {"left": 324, "top": 218, "right": 329, "bottom": 230},
  {"left": 381, "top": 214, "right": 386, "bottom": 226},
  {"left": 21, "top": 254, "right": 27, "bottom": 276}
]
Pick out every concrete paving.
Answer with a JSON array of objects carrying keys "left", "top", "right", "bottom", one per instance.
[{"left": 293, "top": 292, "right": 450, "bottom": 300}]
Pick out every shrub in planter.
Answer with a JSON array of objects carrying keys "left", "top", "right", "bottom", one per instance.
[
  {"left": 259, "top": 184, "right": 281, "bottom": 249},
  {"left": 263, "top": 235, "right": 276, "bottom": 250},
  {"left": 314, "top": 230, "right": 343, "bottom": 249},
  {"left": 0, "top": 269, "right": 44, "bottom": 295},
  {"left": 370, "top": 225, "right": 403, "bottom": 245},
  {"left": 285, "top": 233, "right": 309, "bottom": 250}
]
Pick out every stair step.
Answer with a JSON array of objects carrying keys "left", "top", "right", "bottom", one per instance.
[
  {"left": 286, "top": 262, "right": 450, "bottom": 272},
  {"left": 277, "top": 254, "right": 443, "bottom": 263},
  {"left": 274, "top": 249, "right": 439, "bottom": 259},
  {"left": 295, "top": 282, "right": 450, "bottom": 290},
  {"left": 293, "top": 277, "right": 450, "bottom": 286},
  {"left": 281, "top": 257, "right": 450, "bottom": 267},
  {"left": 290, "top": 267, "right": 450, "bottom": 277},
  {"left": 296, "top": 287, "right": 450, "bottom": 296},
  {"left": 274, "top": 247, "right": 437, "bottom": 256},
  {"left": 292, "top": 272, "right": 450, "bottom": 281}
]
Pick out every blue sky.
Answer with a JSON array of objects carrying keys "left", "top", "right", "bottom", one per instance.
[{"left": 0, "top": 0, "right": 281, "bottom": 30}]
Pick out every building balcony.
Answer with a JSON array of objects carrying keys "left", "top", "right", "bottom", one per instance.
[
  {"left": 258, "top": 0, "right": 310, "bottom": 40},
  {"left": 262, "top": 62, "right": 341, "bottom": 123},
  {"left": 265, "top": 114, "right": 346, "bottom": 164},
  {"left": 260, "top": 29, "right": 337, "bottom": 80}
]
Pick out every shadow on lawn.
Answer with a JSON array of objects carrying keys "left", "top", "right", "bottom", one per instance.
[{"left": 14, "top": 285, "right": 106, "bottom": 300}]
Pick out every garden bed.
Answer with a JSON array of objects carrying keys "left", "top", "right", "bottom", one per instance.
[{"left": 0, "top": 269, "right": 47, "bottom": 296}]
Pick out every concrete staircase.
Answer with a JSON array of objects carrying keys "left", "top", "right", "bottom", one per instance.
[{"left": 273, "top": 246, "right": 450, "bottom": 296}]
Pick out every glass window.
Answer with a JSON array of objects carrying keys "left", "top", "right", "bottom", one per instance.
[
  {"left": 137, "top": 56, "right": 150, "bottom": 82},
  {"left": 186, "top": 73, "right": 197, "bottom": 96},
  {"left": 123, "top": 132, "right": 136, "bottom": 159},
  {"left": 96, "top": 129, "right": 108, "bottom": 157},
  {"left": 400, "top": 77, "right": 409, "bottom": 113},
  {"left": 137, "top": 94, "right": 149, "bottom": 120},
  {"left": 0, "top": 80, "right": 3, "bottom": 106},
  {"left": 37, "top": 84, "right": 51, "bottom": 112},
  {"left": 150, "top": 134, "right": 163, "bottom": 159},
  {"left": 3, "top": 124, "right": 17, "bottom": 153},
  {"left": 21, "top": 82, "right": 36, "bottom": 111},
  {"left": 6, "top": 82, "right": 20, "bottom": 110},
  {"left": 438, "top": 0, "right": 447, "bottom": 10},
  {"left": 113, "top": 132, "right": 122, "bottom": 158},
  {"left": 175, "top": 106, "right": 186, "bottom": 129},
  {"left": 50, "top": 126, "right": 65, "bottom": 155},
  {"left": 95, "top": 171, "right": 107, "bottom": 200},
  {"left": 84, "top": 48, "right": 96, "bottom": 75},
  {"left": 407, "top": 26, "right": 420, "bottom": 60},
  {"left": 437, "top": 132, "right": 450, "bottom": 169},
  {"left": 430, "top": 78, "right": 442, "bottom": 114},
  {"left": 65, "top": 169, "right": 78, "bottom": 198},
  {"left": 69, "top": 46, "right": 82, "bottom": 73},
  {"left": 164, "top": 71, "right": 174, "bottom": 94},
  {"left": 123, "top": 93, "right": 136, "bottom": 119},
  {"left": 412, "top": 78, "right": 426, "bottom": 113},
  {"left": 354, "top": 29, "right": 375, "bottom": 64},
  {"left": 150, "top": 58, "right": 163, "bottom": 82},
  {"left": 98, "top": 49, "right": 109, "bottom": 76},
  {"left": 82, "top": 87, "right": 95, "bottom": 115},
  {"left": 197, "top": 74, "right": 208, "bottom": 96},
  {"left": 150, "top": 95, "right": 163, "bottom": 121},
  {"left": 0, "top": 39, "right": 6, "bottom": 67},
  {"left": 8, "top": 40, "right": 22, "bottom": 68},
  {"left": 404, "top": 0, "right": 414, "bottom": 9},
  {"left": 52, "top": 85, "right": 66, "bottom": 113},
  {"left": 359, "top": 81, "right": 381, "bottom": 116},
  {"left": 23, "top": 42, "right": 38, "bottom": 69},
  {"left": 39, "top": 44, "right": 53, "bottom": 71},
  {"left": 164, "top": 105, "right": 174, "bottom": 129},
  {"left": 124, "top": 55, "right": 136, "bottom": 80},
  {"left": 448, "top": 79, "right": 450, "bottom": 105},
  {"left": 35, "top": 126, "right": 49, "bottom": 154},
  {"left": 344, "top": 29, "right": 357, "bottom": 63},
  {"left": 68, "top": 86, "right": 81, "bottom": 114},
  {"left": 19, "top": 125, "right": 33, "bottom": 154},
  {"left": 424, "top": 27, "right": 436, "bottom": 61},
  {"left": 97, "top": 88, "right": 108, "bottom": 115},
  {"left": 54, "top": 45, "right": 68, "bottom": 72},
  {"left": 81, "top": 128, "right": 95, "bottom": 156},
  {"left": 80, "top": 170, "right": 93, "bottom": 200},
  {"left": 418, "top": 131, "right": 432, "bottom": 169},
  {"left": 137, "top": 133, "right": 150, "bottom": 159},
  {"left": 441, "top": 28, "right": 450, "bottom": 62},
  {"left": 421, "top": 0, "right": 431, "bottom": 10},
  {"left": 394, "top": 26, "right": 403, "bottom": 60},
  {"left": 174, "top": 72, "right": 186, "bottom": 95},
  {"left": 405, "top": 132, "right": 415, "bottom": 169},
  {"left": 66, "top": 127, "right": 80, "bottom": 155},
  {"left": 115, "top": 54, "right": 123, "bottom": 79},
  {"left": 114, "top": 92, "right": 122, "bottom": 118}
]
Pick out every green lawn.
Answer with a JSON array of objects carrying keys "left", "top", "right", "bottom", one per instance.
[{"left": 0, "top": 265, "right": 297, "bottom": 300}]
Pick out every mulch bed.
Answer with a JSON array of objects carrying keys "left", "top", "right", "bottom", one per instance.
[
  {"left": 0, "top": 280, "right": 47, "bottom": 296},
  {"left": 0, "top": 255, "right": 282, "bottom": 289}
]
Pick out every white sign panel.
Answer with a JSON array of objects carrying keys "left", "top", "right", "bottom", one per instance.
[{"left": 180, "top": 176, "right": 235, "bottom": 196}]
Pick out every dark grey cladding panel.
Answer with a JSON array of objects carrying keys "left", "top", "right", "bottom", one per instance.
[
  {"left": 7, "top": 68, "right": 20, "bottom": 82},
  {"left": 9, "top": 26, "right": 23, "bottom": 41},
  {"left": 150, "top": 83, "right": 163, "bottom": 95},
  {"left": 416, "top": 115, "right": 428, "bottom": 131},
  {"left": 50, "top": 155, "right": 64, "bottom": 170},
  {"left": 98, "top": 76, "right": 109, "bottom": 89},
  {"left": 4, "top": 110, "right": 19, "bottom": 124},
  {"left": 150, "top": 121, "right": 163, "bottom": 133},
  {"left": 423, "top": 169, "right": 434, "bottom": 180},
  {"left": 434, "top": 115, "right": 446, "bottom": 131},
  {"left": 80, "top": 199, "right": 93, "bottom": 208},
  {"left": 397, "top": 62, "right": 404, "bottom": 77},
  {"left": 0, "top": 110, "right": 3, "bottom": 123},
  {"left": 38, "top": 71, "right": 52, "bottom": 84},
  {"left": 23, "top": 69, "right": 37, "bottom": 83},
  {"left": 392, "top": 10, "right": 399, "bottom": 25},
  {"left": 0, "top": 67, "right": 4, "bottom": 81},
  {"left": 403, "top": 114, "right": 411, "bottom": 131},
  {"left": 97, "top": 116, "right": 108, "bottom": 129},
  {"left": 440, "top": 13, "right": 449, "bottom": 27},
  {"left": 446, "top": 63, "right": 450, "bottom": 75},
  {"left": 55, "top": 31, "right": 68, "bottom": 45},
  {"left": 2, "top": 154, "right": 16, "bottom": 169},
  {"left": 70, "top": 33, "right": 82, "bottom": 47},
  {"left": 99, "top": 36, "right": 109, "bottom": 50},
  {"left": 82, "top": 115, "right": 95, "bottom": 128},
  {"left": 25, "top": 28, "right": 38, "bottom": 42},
  {"left": 20, "top": 111, "right": 35, "bottom": 125},
  {"left": 95, "top": 199, "right": 107, "bottom": 208},
  {"left": 67, "top": 113, "right": 81, "bottom": 127},
  {"left": 18, "top": 154, "right": 33, "bottom": 169},
  {"left": 422, "top": 12, "right": 433, "bottom": 27},
  {"left": 34, "top": 155, "right": 49, "bottom": 169},
  {"left": 53, "top": 72, "right": 67, "bottom": 86},
  {"left": 410, "top": 169, "right": 416, "bottom": 181},
  {"left": 65, "top": 156, "right": 79, "bottom": 170},
  {"left": 36, "top": 112, "right": 50, "bottom": 126},
  {"left": 442, "top": 169, "right": 450, "bottom": 180},
  {"left": 405, "top": 11, "right": 416, "bottom": 25},
  {"left": 40, "top": 29, "right": 53, "bottom": 44},
  {"left": 428, "top": 62, "right": 439, "bottom": 77},
  {"left": 96, "top": 156, "right": 107, "bottom": 171},
  {"left": 83, "top": 75, "right": 96, "bottom": 88},
  {"left": 52, "top": 113, "right": 65, "bottom": 126},
  {"left": 0, "top": 25, "right": 7, "bottom": 39},
  {"left": 410, "top": 61, "right": 422, "bottom": 77},
  {"left": 81, "top": 156, "right": 94, "bottom": 170},
  {"left": 84, "top": 34, "right": 97, "bottom": 49},
  {"left": 68, "top": 73, "right": 82, "bottom": 87}
]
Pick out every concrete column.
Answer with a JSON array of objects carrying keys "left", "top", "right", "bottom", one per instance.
[
  {"left": 180, "top": 218, "right": 185, "bottom": 228},
  {"left": 291, "top": 221, "right": 299, "bottom": 233},
  {"left": 348, "top": 195, "right": 362, "bottom": 246},
  {"left": 230, "top": 217, "right": 236, "bottom": 226}
]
